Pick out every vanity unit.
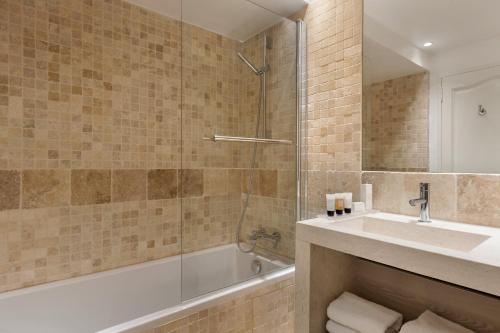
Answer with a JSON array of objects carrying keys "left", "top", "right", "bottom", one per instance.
[
  {"left": 295, "top": 212, "right": 500, "bottom": 333},
  {"left": 295, "top": 1, "right": 500, "bottom": 331}
]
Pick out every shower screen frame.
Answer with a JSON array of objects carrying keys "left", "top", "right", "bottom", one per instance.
[{"left": 179, "top": 10, "right": 307, "bottom": 302}]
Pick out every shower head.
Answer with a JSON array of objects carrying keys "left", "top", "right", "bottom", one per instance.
[
  {"left": 237, "top": 52, "right": 260, "bottom": 75},
  {"left": 237, "top": 52, "right": 267, "bottom": 76}
]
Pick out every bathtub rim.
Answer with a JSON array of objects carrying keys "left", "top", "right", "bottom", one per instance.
[{"left": 97, "top": 265, "right": 295, "bottom": 333}]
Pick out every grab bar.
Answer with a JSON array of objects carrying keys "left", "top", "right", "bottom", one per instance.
[{"left": 203, "top": 135, "right": 293, "bottom": 145}]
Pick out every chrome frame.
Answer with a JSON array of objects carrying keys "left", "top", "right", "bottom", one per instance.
[{"left": 297, "top": 20, "right": 307, "bottom": 221}]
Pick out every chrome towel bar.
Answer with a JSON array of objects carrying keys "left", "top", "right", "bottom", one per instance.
[{"left": 203, "top": 135, "right": 293, "bottom": 145}]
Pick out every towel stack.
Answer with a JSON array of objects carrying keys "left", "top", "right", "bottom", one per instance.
[
  {"left": 326, "top": 292, "right": 403, "bottom": 333},
  {"left": 400, "top": 310, "right": 476, "bottom": 333}
]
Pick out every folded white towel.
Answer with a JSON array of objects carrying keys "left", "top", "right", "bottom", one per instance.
[
  {"left": 326, "top": 320, "right": 360, "bottom": 333},
  {"left": 327, "top": 292, "right": 403, "bottom": 333},
  {"left": 400, "top": 310, "right": 476, "bottom": 333}
]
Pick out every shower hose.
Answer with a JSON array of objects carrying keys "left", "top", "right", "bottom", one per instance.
[{"left": 236, "top": 74, "right": 264, "bottom": 253}]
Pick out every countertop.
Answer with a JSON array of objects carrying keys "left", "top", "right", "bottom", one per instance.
[{"left": 297, "top": 212, "right": 500, "bottom": 297}]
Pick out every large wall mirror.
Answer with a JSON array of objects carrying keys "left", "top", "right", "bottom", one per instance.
[{"left": 363, "top": 0, "right": 500, "bottom": 173}]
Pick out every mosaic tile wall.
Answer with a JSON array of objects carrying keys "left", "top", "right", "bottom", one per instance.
[
  {"left": 0, "top": 0, "right": 297, "bottom": 292},
  {"left": 0, "top": 0, "right": 184, "bottom": 293},
  {"left": 238, "top": 20, "right": 298, "bottom": 259},
  {"left": 180, "top": 18, "right": 297, "bottom": 259},
  {"left": 141, "top": 278, "right": 295, "bottom": 333},
  {"left": 179, "top": 22, "right": 242, "bottom": 254},
  {"left": 363, "top": 72, "right": 429, "bottom": 172},
  {"left": 301, "top": 0, "right": 363, "bottom": 217}
]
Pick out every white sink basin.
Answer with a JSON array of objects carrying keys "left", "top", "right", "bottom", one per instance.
[{"left": 334, "top": 216, "right": 490, "bottom": 252}]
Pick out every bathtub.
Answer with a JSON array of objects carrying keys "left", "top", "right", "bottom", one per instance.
[{"left": 0, "top": 244, "right": 294, "bottom": 333}]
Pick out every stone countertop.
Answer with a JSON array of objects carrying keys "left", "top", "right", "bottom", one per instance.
[{"left": 297, "top": 212, "right": 500, "bottom": 297}]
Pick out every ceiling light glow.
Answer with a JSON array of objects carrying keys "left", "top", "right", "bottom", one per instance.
[{"left": 423, "top": 42, "right": 433, "bottom": 47}]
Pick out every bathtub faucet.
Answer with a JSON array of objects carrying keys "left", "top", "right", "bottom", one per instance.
[{"left": 249, "top": 227, "right": 281, "bottom": 248}]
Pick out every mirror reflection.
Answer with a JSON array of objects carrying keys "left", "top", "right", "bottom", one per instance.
[{"left": 363, "top": 0, "right": 500, "bottom": 173}]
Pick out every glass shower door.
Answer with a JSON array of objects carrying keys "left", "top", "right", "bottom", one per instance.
[{"left": 179, "top": 0, "right": 300, "bottom": 301}]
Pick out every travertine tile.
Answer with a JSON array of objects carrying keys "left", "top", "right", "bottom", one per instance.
[
  {"left": 278, "top": 170, "right": 296, "bottom": 200},
  {"left": 228, "top": 169, "right": 241, "bottom": 195},
  {"left": 71, "top": 170, "right": 111, "bottom": 205},
  {"left": 327, "top": 171, "right": 362, "bottom": 201},
  {"left": 180, "top": 169, "right": 203, "bottom": 198},
  {"left": 303, "top": 0, "right": 363, "bottom": 173},
  {"left": 457, "top": 174, "right": 500, "bottom": 227},
  {"left": 241, "top": 169, "right": 260, "bottom": 195},
  {"left": 361, "top": 171, "right": 405, "bottom": 214},
  {"left": 204, "top": 169, "right": 228, "bottom": 196},
  {"left": 140, "top": 278, "right": 294, "bottom": 333},
  {"left": 259, "top": 170, "right": 278, "bottom": 197},
  {"left": 363, "top": 73, "right": 429, "bottom": 172},
  {"left": 0, "top": 0, "right": 299, "bottom": 293},
  {"left": 401, "top": 173, "right": 456, "bottom": 221},
  {"left": 306, "top": 170, "right": 327, "bottom": 217},
  {"left": 148, "top": 169, "right": 178, "bottom": 200},
  {"left": 0, "top": 170, "right": 20, "bottom": 211},
  {"left": 22, "top": 170, "right": 70, "bottom": 209},
  {"left": 181, "top": 195, "right": 239, "bottom": 253},
  {"left": 112, "top": 170, "right": 147, "bottom": 202},
  {"left": 0, "top": 199, "right": 180, "bottom": 293}
]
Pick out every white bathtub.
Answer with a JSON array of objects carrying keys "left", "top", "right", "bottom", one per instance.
[{"left": 0, "top": 244, "right": 294, "bottom": 333}]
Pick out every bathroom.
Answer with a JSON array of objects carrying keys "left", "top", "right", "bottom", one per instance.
[{"left": 1, "top": 0, "right": 500, "bottom": 332}]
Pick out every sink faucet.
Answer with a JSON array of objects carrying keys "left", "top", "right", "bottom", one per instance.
[
  {"left": 409, "top": 183, "right": 431, "bottom": 222},
  {"left": 249, "top": 227, "right": 281, "bottom": 248}
]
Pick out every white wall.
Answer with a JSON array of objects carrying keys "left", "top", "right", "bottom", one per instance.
[
  {"left": 428, "top": 35, "right": 500, "bottom": 171},
  {"left": 364, "top": 15, "right": 500, "bottom": 172}
]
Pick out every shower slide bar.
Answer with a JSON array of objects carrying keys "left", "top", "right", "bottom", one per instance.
[{"left": 203, "top": 135, "right": 293, "bottom": 145}]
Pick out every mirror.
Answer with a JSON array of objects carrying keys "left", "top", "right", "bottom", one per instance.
[{"left": 362, "top": 0, "right": 500, "bottom": 174}]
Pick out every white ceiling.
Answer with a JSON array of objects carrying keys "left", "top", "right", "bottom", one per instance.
[
  {"left": 126, "top": 0, "right": 307, "bottom": 42},
  {"left": 363, "top": 37, "right": 425, "bottom": 85},
  {"left": 247, "top": 0, "right": 308, "bottom": 17},
  {"left": 364, "top": 0, "right": 500, "bottom": 54},
  {"left": 127, "top": 0, "right": 181, "bottom": 20}
]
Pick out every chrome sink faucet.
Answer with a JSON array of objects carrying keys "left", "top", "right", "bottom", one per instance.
[
  {"left": 249, "top": 227, "right": 281, "bottom": 248},
  {"left": 409, "top": 183, "right": 431, "bottom": 222}
]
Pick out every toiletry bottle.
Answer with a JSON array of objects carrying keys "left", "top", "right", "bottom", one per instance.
[
  {"left": 344, "top": 192, "right": 352, "bottom": 214},
  {"left": 361, "top": 184, "right": 372, "bottom": 211},
  {"left": 326, "top": 194, "right": 335, "bottom": 217},
  {"left": 335, "top": 194, "right": 344, "bottom": 215}
]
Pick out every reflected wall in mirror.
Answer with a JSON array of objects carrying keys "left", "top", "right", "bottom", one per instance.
[{"left": 363, "top": 0, "right": 500, "bottom": 174}]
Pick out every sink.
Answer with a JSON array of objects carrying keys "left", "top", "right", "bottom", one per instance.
[{"left": 334, "top": 216, "right": 490, "bottom": 252}]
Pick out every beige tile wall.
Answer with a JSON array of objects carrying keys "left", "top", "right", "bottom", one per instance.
[
  {"left": 141, "top": 278, "right": 295, "bottom": 333},
  {"left": 180, "top": 18, "right": 298, "bottom": 258},
  {"left": 0, "top": 0, "right": 185, "bottom": 293},
  {"left": 0, "top": 0, "right": 298, "bottom": 293},
  {"left": 363, "top": 72, "right": 429, "bottom": 172},
  {"left": 179, "top": 23, "right": 242, "bottom": 255},
  {"left": 362, "top": 171, "right": 500, "bottom": 228},
  {"left": 300, "top": 0, "right": 363, "bottom": 218},
  {"left": 238, "top": 20, "right": 298, "bottom": 259}
]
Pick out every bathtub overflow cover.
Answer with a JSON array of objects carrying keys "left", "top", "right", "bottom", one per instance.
[{"left": 251, "top": 259, "right": 262, "bottom": 274}]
